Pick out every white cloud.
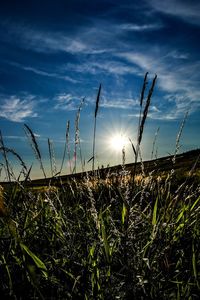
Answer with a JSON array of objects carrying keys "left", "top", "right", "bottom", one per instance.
[
  {"left": 149, "top": 0, "right": 200, "bottom": 26},
  {"left": 117, "top": 50, "right": 200, "bottom": 120},
  {"left": 167, "top": 51, "right": 189, "bottom": 60},
  {"left": 66, "top": 60, "right": 139, "bottom": 76},
  {"left": 117, "top": 52, "right": 155, "bottom": 71},
  {"left": 92, "top": 61, "right": 139, "bottom": 75},
  {"left": 4, "top": 135, "right": 26, "bottom": 140},
  {"left": 1, "top": 16, "right": 199, "bottom": 123},
  {"left": 3, "top": 23, "right": 109, "bottom": 55},
  {"left": 119, "top": 23, "right": 163, "bottom": 31},
  {"left": 0, "top": 96, "right": 37, "bottom": 122},
  {"left": 117, "top": 50, "right": 200, "bottom": 97},
  {"left": 8, "top": 61, "right": 78, "bottom": 83},
  {"left": 142, "top": 93, "right": 200, "bottom": 121},
  {"left": 54, "top": 93, "right": 79, "bottom": 111},
  {"left": 4, "top": 133, "right": 41, "bottom": 140},
  {"left": 101, "top": 98, "right": 138, "bottom": 109},
  {"left": 64, "top": 40, "right": 87, "bottom": 53}
]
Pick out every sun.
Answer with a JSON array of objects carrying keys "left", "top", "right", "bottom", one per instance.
[{"left": 109, "top": 134, "right": 128, "bottom": 152}]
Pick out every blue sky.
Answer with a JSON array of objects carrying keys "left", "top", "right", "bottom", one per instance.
[{"left": 0, "top": 0, "right": 200, "bottom": 179}]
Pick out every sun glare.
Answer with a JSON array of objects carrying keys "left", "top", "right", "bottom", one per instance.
[{"left": 109, "top": 134, "right": 128, "bottom": 152}]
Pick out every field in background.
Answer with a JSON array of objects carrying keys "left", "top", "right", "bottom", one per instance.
[{"left": 2, "top": 148, "right": 198, "bottom": 188}]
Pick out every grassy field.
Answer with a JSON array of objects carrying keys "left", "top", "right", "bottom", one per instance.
[{"left": 0, "top": 74, "right": 200, "bottom": 299}]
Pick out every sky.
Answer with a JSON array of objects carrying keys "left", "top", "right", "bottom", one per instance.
[{"left": 0, "top": 0, "right": 200, "bottom": 179}]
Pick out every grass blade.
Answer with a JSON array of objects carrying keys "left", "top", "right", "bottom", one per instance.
[
  {"left": 138, "top": 74, "right": 157, "bottom": 145},
  {"left": 92, "top": 84, "right": 102, "bottom": 173},
  {"left": 24, "top": 124, "right": 46, "bottom": 178},
  {"left": 0, "top": 130, "right": 11, "bottom": 181},
  {"left": 20, "top": 243, "right": 47, "bottom": 274},
  {"left": 152, "top": 196, "right": 158, "bottom": 226}
]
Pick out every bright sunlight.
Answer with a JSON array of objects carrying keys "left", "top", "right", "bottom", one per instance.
[{"left": 109, "top": 134, "right": 128, "bottom": 152}]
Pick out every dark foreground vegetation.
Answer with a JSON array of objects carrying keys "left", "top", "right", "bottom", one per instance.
[
  {"left": 0, "top": 74, "right": 200, "bottom": 299},
  {"left": 0, "top": 162, "right": 200, "bottom": 299}
]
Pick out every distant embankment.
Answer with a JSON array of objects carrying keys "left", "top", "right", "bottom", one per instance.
[{"left": 1, "top": 149, "right": 199, "bottom": 188}]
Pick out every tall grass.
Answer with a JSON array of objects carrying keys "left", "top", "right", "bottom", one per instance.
[
  {"left": 59, "top": 120, "right": 72, "bottom": 176},
  {"left": 0, "top": 130, "right": 11, "bottom": 182},
  {"left": 24, "top": 124, "right": 46, "bottom": 178},
  {"left": 66, "top": 120, "right": 72, "bottom": 174},
  {"left": 151, "top": 127, "right": 160, "bottom": 160},
  {"left": 0, "top": 74, "right": 199, "bottom": 299},
  {"left": 0, "top": 160, "right": 199, "bottom": 299},
  {"left": 74, "top": 98, "right": 85, "bottom": 173},
  {"left": 48, "top": 138, "right": 57, "bottom": 177},
  {"left": 133, "top": 73, "right": 157, "bottom": 175},
  {"left": 92, "top": 84, "right": 102, "bottom": 173}
]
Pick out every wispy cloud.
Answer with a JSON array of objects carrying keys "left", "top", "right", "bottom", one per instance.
[
  {"left": 8, "top": 61, "right": 78, "bottom": 83},
  {"left": 119, "top": 22, "right": 163, "bottom": 31},
  {"left": 141, "top": 93, "right": 199, "bottom": 121},
  {"left": 4, "top": 135, "right": 26, "bottom": 141},
  {"left": 101, "top": 97, "right": 138, "bottom": 109},
  {"left": 0, "top": 95, "right": 37, "bottom": 122},
  {"left": 149, "top": 0, "right": 200, "bottom": 26},
  {"left": 54, "top": 93, "right": 80, "bottom": 111},
  {"left": 1, "top": 22, "right": 109, "bottom": 55},
  {"left": 66, "top": 60, "right": 139, "bottom": 76},
  {"left": 117, "top": 49, "right": 200, "bottom": 119},
  {"left": 118, "top": 50, "right": 200, "bottom": 96},
  {"left": 166, "top": 51, "right": 189, "bottom": 60},
  {"left": 0, "top": 4, "right": 199, "bottom": 124}
]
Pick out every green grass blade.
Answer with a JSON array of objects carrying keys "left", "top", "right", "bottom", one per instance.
[
  {"left": 190, "top": 195, "right": 200, "bottom": 211},
  {"left": 100, "top": 216, "right": 110, "bottom": 264},
  {"left": 20, "top": 243, "right": 47, "bottom": 274},
  {"left": 192, "top": 242, "right": 197, "bottom": 279},
  {"left": 1, "top": 255, "right": 13, "bottom": 294},
  {"left": 152, "top": 196, "right": 158, "bottom": 226},
  {"left": 122, "top": 203, "right": 127, "bottom": 225}
]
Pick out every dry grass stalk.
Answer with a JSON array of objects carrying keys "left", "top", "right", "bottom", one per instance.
[
  {"left": 59, "top": 120, "right": 72, "bottom": 175},
  {"left": 129, "top": 138, "right": 136, "bottom": 156},
  {"left": 140, "top": 72, "right": 149, "bottom": 107},
  {"left": 135, "top": 72, "right": 149, "bottom": 154},
  {"left": 74, "top": 98, "right": 85, "bottom": 173},
  {"left": 173, "top": 110, "right": 188, "bottom": 164},
  {"left": 48, "top": 138, "right": 57, "bottom": 177},
  {"left": 122, "top": 146, "right": 126, "bottom": 167},
  {"left": 92, "top": 84, "right": 102, "bottom": 173},
  {"left": 0, "top": 130, "right": 11, "bottom": 182},
  {"left": 138, "top": 74, "right": 157, "bottom": 145},
  {"left": 0, "top": 185, "right": 7, "bottom": 217},
  {"left": 151, "top": 127, "right": 160, "bottom": 160},
  {"left": 131, "top": 74, "right": 157, "bottom": 180},
  {"left": 0, "top": 146, "right": 27, "bottom": 174},
  {"left": 48, "top": 138, "right": 53, "bottom": 177},
  {"left": 24, "top": 124, "right": 46, "bottom": 178},
  {"left": 78, "top": 98, "right": 85, "bottom": 172},
  {"left": 66, "top": 120, "right": 72, "bottom": 173}
]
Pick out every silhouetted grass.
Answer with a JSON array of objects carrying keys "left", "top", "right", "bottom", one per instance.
[{"left": 0, "top": 74, "right": 199, "bottom": 299}]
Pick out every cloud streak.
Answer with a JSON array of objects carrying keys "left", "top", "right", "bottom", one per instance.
[
  {"left": 119, "top": 22, "right": 163, "bottom": 31},
  {"left": 101, "top": 97, "right": 138, "bottom": 109},
  {"left": 117, "top": 50, "right": 200, "bottom": 118},
  {"left": 8, "top": 61, "right": 78, "bottom": 83},
  {"left": 149, "top": 0, "right": 200, "bottom": 26},
  {"left": 0, "top": 1, "right": 199, "bottom": 124},
  {"left": 1, "top": 22, "right": 110, "bottom": 55},
  {"left": 0, "top": 95, "right": 37, "bottom": 122},
  {"left": 54, "top": 93, "right": 81, "bottom": 111},
  {"left": 66, "top": 60, "right": 140, "bottom": 76}
]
